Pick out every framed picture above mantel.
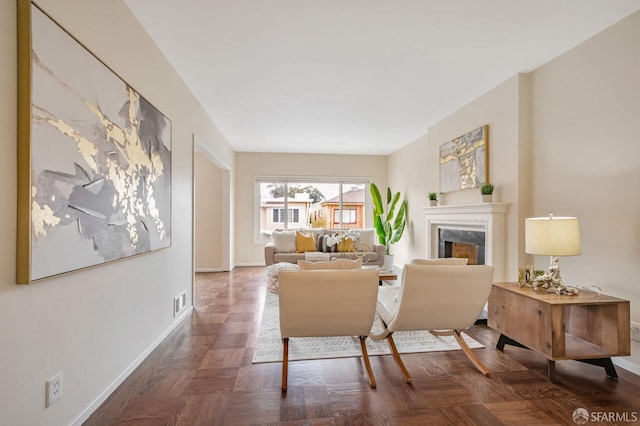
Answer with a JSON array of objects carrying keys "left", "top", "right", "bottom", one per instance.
[
  {"left": 16, "top": 2, "right": 172, "bottom": 283},
  {"left": 439, "top": 125, "right": 488, "bottom": 194}
]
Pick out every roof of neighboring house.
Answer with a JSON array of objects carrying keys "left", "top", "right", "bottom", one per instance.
[{"left": 322, "top": 188, "right": 364, "bottom": 204}]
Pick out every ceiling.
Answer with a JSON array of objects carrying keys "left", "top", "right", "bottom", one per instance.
[{"left": 124, "top": 0, "right": 640, "bottom": 155}]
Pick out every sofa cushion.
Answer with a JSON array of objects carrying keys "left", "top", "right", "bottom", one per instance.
[
  {"left": 296, "top": 231, "right": 317, "bottom": 253},
  {"left": 273, "top": 230, "right": 296, "bottom": 253},
  {"left": 298, "top": 258, "right": 363, "bottom": 270}
]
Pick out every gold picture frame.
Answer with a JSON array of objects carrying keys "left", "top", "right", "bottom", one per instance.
[
  {"left": 518, "top": 265, "right": 534, "bottom": 287},
  {"left": 17, "top": 2, "right": 172, "bottom": 283},
  {"left": 439, "top": 125, "right": 489, "bottom": 193}
]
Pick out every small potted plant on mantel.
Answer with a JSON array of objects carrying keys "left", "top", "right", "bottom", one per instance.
[
  {"left": 481, "top": 183, "right": 494, "bottom": 202},
  {"left": 428, "top": 192, "right": 438, "bottom": 206}
]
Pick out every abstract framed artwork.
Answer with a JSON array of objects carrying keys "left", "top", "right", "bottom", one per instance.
[
  {"left": 439, "top": 125, "right": 488, "bottom": 194},
  {"left": 17, "top": 2, "right": 172, "bottom": 283}
]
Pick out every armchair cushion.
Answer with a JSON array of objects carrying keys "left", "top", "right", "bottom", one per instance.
[
  {"left": 376, "top": 285, "right": 398, "bottom": 324},
  {"left": 411, "top": 258, "right": 469, "bottom": 265},
  {"left": 279, "top": 269, "right": 379, "bottom": 337},
  {"left": 298, "top": 258, "right": 362, "bottom": 270}
]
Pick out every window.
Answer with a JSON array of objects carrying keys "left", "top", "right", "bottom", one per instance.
[
  {"left": 273, "top": 208, "right": 300, "bottom": 223},
  {"left": 255, "top": 178, "right": 369, "bottom": 241},
  {"left": 334, "top": 209, "right": 356, "bottom": 224}
]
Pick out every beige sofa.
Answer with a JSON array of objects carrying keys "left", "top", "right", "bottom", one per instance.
[{"left": 264, "top": 228, "right": 385, "bottom": 267}]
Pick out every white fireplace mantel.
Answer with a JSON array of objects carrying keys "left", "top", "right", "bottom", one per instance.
[{"left": 424, "top": 203, "right": 508, "bottom": 281}]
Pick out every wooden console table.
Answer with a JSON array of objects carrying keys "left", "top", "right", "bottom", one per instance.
[{"left": 488, "top": 282, "right": 630, "bottom": 381}]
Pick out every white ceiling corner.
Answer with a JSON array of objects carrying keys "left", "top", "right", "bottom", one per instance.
[{"left": 124, "top": 0, "right": 640, "bottom": 155}]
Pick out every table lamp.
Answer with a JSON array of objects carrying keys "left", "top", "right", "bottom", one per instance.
[{"left": 525, "top": 213, "right": 581, "bottom": 295}]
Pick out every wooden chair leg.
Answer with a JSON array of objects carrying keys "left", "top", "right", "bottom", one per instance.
[
  {"left": 282, "top": 338, "right": 289, "bottom": 392},
  {"left": 359, "top": 336, "right": 376, "bottom": 388},
  {"left": 386, "top": 334, "right": 412, "bottom": 384},
  {"left": 453, "top": 330, "right": 489, "bottom": 376}
]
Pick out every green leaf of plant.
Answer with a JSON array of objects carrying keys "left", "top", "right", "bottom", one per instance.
[
  {"left": 388, "top": 192, "right": 400, "bottom": 219},
  {"left": 393, "top": 200, "right": 406, "bottom": 229},
  {"left": 390, "top": 221, "right": 406, "bottom": 244},
  {"left": 370, "top": 183, "right": 383, "bottom": 215},
  {"left": 373, "top": 215, "right": 385, "bottom": 245}
]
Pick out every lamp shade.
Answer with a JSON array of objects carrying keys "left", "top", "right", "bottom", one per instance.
[{"left": 525, "top": 216, "right": 581, "bottom": 256}]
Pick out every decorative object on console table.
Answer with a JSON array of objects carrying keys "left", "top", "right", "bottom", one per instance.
[
  {"left": 517, "top": 264, "right": 534, "bottom": 287},
  {"left": 16, "top": 2, "right": 172, "bottom": 283},
  {"left": 480, "top": 183, "right": 494, "bottom": 202},
  {"left": 525, "top": 213, "right": 581, "bottom": 295},
  {"left": 439, "top": 125, "right": 488, "bottom": 194},
  {"left": 428, "top": 192, "right": 438, "bottom": 206},
  {"left": 370, "top": 183, "right": 407, "bottom": 272}
]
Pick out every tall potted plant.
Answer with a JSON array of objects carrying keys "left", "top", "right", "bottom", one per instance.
[{"left": 370, "top": 183, "right": 407, "bottom": 271}]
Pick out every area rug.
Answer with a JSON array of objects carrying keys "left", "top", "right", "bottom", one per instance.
[{"left": 252, "top": 292, "right": 484, "bottom": 363}]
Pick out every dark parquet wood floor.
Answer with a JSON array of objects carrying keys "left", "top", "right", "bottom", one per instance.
[{"left": 85, "top": 267, "right": 640, "bottom": 425}]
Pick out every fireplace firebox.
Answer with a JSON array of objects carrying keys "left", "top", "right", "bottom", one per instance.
[
  {"left": 424, "top": 203, "right": 508, "bottom": 281},
  {"left": 439, "top": 229, "right": 485, "bottom": 265}
]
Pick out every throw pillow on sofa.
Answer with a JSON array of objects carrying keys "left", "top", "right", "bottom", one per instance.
[
  {"left": 296, "top": 231, "right": 317, "bottom": 253},
  {"left": 273, "top": 230, "right": 296, "bottom": 253},
  {"left": 357, "top": 228, "right": 376, "bottom": 251},
  {"left": 318, "top": 234, "right": 338, "bottom": 253},
  {"left": 337, "top": 236, "right": 355, "bottom": 253}
]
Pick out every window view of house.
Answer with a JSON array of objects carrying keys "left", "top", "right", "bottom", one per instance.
[
  {"left": 258, "top": 180, "right": 367, "bottom": 239},
  {"left": 313, "top": 186, "right": 365, "bottom": 229}
]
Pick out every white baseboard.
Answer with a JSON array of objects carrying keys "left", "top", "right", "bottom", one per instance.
[
  {"left": 232, "top": 262, "right": 265, "bottom": 267},
  {"left": 613, "top": 357, "right": 640, "bottom": 376},
  {"left": 71, "top": 306, "right": 194, "bottom": 425},
  {"left": 195, "top": 267, "right": 227, "bottom": 272}
]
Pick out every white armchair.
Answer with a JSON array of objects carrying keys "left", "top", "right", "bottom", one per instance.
[
  {"left": 371, "top": 264, "right": 494, "bottom": 382},
  {"left": 278, "top": 269, "right": 379, "bottom": 391}
]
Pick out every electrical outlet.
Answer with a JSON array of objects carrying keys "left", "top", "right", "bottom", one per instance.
[
  {"left": 46, "top": 372, "right": 62, "bottom": 408},
  {"left": 174, "top": 291, "right": 187, "bottom": 316},
  {"left": 631, "top": 321, "right": 640, "bottom": 342}
]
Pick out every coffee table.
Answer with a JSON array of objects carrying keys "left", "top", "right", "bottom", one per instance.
[
  {"left": 488, "top": 282, "right": 630, "bottom": 381},
  {"left": 362, "top": 266, "right": 398, "bottom": 284}
]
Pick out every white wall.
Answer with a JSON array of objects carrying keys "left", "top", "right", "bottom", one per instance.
[
  {"left": 389, "top": 11, "right": 640, "bottom": 371},
  {"left": 0, "top": 1, "right": 233, "bottom": 424},
  {"left": 234, "top": 152, "right": 387, "bottom": 265},
  {"left": 195, "top": 152, "right": 225, "bottom": 271},
  {"left": 530, "top": 11, "right": 640, "bottom": 369},
  {"left": 389, "top": 74, "right": 529, "bottom": 280}
]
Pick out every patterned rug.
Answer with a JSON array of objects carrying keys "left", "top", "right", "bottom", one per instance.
[{"left": 252, "top": 291, "right": 484, "bottom": 363}]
